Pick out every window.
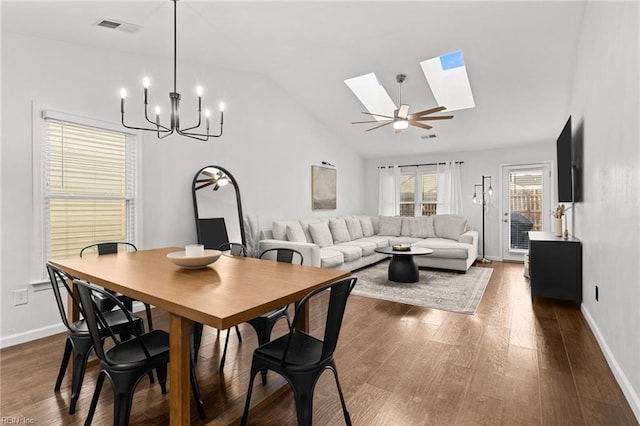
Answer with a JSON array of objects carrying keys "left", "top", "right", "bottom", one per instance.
[
  {"left": 399, "top": 168, "right": 438, "bottom": 217},
  {"left": 41, "top": 111, "right": 137, "bottom": 262}
]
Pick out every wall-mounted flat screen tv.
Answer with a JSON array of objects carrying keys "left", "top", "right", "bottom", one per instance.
[{"left": 556, "top": 116, "right": 573, "bottom": 202}]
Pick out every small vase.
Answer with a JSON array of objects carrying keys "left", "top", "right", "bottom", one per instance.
[{"left": 555, "top": 217, "right": 562, "bottom": 237}]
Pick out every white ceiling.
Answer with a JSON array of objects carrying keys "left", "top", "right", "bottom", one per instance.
[{"left": 1, "top": 1, "right": 586, "bottom": 159}]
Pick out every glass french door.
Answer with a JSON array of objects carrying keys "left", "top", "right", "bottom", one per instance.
[{"left": 501, "top": 163, "right": 551, "bottom": 261}]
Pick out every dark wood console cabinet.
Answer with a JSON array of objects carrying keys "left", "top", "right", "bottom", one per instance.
[{"left": 528, "top": 231, "right": 582, "bottom": 305}]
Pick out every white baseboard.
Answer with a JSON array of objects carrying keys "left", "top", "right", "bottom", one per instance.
[
  {"left": 0, "top": 302, "right": 150, "bottom": 349},
  {"left": 581, "top": 304, "right": 640, "bottom": 423},
  {"left": 0, "top": 323, "right": 66, "bottom": 349}
]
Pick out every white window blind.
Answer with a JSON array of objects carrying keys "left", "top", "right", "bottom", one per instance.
[{"left": 42, "top": 114, "right": 136, "bottom": 260}]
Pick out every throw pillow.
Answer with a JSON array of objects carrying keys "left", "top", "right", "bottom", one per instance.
[
  {"left": 299, "top": 218, "right": 321, "bottom": 243},
  {"left": 371, "top": 216, "right": 380, "bottom": 234},
  {"left": 308, "top": 221, "right": 334, "bottom": 248},
  {"left": 272, "top": 220, "right": 302, "bottom": 241},
  {"left": 378, "top": 216, "right": 402, "bottom": 236},
  {"left": 400, "top": 217, "right": 414, "bottom": 236},
  {"left": 286, "top": 224, "right": 307, "bottom": 243},
  {"left": 359, "top": 216, "right": 375, "bottom": 237},
  {"left": 434, "top": 215, "right": 468, "bottom": 240},
  {"left": 344, "top": 217, "right": 364, "bottom": 240},
  {"left": 411, "top": 216, "right": 436, "bottom": 238},
  {"left": 329, "top": 218, "right": 351, "bottom": 243}
]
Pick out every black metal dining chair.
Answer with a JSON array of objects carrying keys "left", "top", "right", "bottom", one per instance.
[
  {"left": 74, "top": 279, "right": 205, "bottom": 425},
  {"left": 240, "top": 276, "right": 357, "bottom": 426},
  {"left": 46, "top": 263, "right": 145, "bottom": 415},
  {"left": 80, "top": 242, "right": 155, "bottom": 331},
  {"left": 243, "top": 248, "right": 303, "bottom": 384}
]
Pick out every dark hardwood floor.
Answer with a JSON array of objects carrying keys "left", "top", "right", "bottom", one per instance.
[{"left": 1, "top": 261, "right": 637, "bottom": 425}]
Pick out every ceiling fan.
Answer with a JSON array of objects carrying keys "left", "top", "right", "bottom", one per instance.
[
  {"left": 195, "top": 168, "right": 230, "bottom": 191},
  {"left": 352, "top": 74, "right": 454, "bottom": 133}
]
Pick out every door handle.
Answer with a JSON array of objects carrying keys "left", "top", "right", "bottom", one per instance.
[{"left": 503, "top": 219, "right": 508, "bottom": 223}]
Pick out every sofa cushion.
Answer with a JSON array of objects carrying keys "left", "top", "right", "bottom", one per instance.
[
  {"left": 400, "top": 217, "right": 413, "bottom": 237},
  {"left": 308, "top": 221, "right": 333, "bottom": 247},
  {"left": 326, "top": 244, "right": 362, "bottom": 262},
  {"left": 345, "top": 217, "right": 364, "bottom": 240},
  {"left": 434, "top": 215, "right": 468, "bottom": 241},
  {"left": 319, "top": 248, "right": 344, "bottom": 268},
  {"left": 286, "top": 225, "right": 307, "bottom": 243},
  {"left": 378, "top": 216, "right": 402, "bottom": 236},
  {"left": 358, "top": 236, "right": 390, "bottom": 248},
  {"left": 388, "top": 236, "right": 424, "bottom": 246},
  {"left": 299, "top": 218, "right": 321, "bottom": 243},
  {"left": 359, "top": 216, "right": 375, "bottom": 237},
  {"left": 412, "top": 238, "right": 471, "bottom": 259},
  {"left": 272, "top": 220, "right": 303, "bottom": 241},
  {"left": 329, "top": 218, "right": 351, "bottom": 243},
  {"left": 339, "top": 240, "right": 376, "bottom": 256},
  {"left": 371, "top": 216, "right": 380, "bottom": 234},
  {"left": 411, "top": 216, "right": 436, "bottom": 238}
]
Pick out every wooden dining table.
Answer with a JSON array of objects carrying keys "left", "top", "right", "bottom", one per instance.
[{"left": 48, "top": 246, "right": 350, "bottom": 425}]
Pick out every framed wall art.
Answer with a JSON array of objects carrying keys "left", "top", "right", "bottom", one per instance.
[{"left": 311, "top": 165, "right": 336, "bottom": 210}]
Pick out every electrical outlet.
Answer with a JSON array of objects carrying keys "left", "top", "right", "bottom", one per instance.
[
  {"left": 595, "top": 285, "right": 599, "bottom": 302},
  {"left": 14, "top": 289, "right": 28, "bottom": 306}
]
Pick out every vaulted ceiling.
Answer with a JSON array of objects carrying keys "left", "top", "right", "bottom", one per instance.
[{"left": 2, "top": 1, "right": 586, "bottom": 159}]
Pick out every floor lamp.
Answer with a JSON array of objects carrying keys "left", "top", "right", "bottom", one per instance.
[{"left": 473, "top": 175, "right": 493, "bottom": 263}]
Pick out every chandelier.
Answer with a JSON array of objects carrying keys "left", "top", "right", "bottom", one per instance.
[{"left": 119, "top": 0, "right": 223, "bottom": 141}]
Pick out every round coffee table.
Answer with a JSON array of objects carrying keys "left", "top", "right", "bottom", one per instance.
[{"left": 374, "top": 246, "right": 434, "bottom": 283}]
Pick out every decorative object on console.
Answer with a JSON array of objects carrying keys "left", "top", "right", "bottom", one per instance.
[
  {"left": 311, "top": 165, "right": 337, "bottom": 210},
  {"left": 119, "top": 0, "right": 224, "bottom": 141},
  {"left": 472, "top": 175, "right": 493, "bottom": 263},
  {"left": 552, "top": 203, "right": 571, "bottom": 238}
]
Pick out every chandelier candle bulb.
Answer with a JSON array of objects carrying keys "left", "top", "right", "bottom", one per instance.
[{"left": 120, "top": 89, "right": 126, "bottom": 113}]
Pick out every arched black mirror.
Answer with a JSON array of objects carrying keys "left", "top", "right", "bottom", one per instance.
[{"left": 192, "top": 165, "right": 246, "bottom": 249}]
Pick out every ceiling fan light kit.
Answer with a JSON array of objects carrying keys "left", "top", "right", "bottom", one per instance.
[{"left": 350, "top": 73, "right": 453, "bottom": 133}]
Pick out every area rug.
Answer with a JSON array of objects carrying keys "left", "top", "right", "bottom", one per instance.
[{"left": 351, "top": 260, "right": 492, "bottom": 314}]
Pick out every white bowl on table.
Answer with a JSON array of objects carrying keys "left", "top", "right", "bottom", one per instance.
[{"left": 167, "top": 249, "right": 222, "bottom": 269}]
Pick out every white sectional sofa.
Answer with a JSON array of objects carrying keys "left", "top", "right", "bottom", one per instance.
[{"left": 258, "top": 215, "right": 478, "bottom": 273}]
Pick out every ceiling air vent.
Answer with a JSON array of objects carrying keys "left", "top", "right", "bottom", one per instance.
[
  {"left": 420, "top": 134, "right": 437, "bottom": 140},
  {"left": 95, "top": 19, "right": 142, "bottom": 33}
]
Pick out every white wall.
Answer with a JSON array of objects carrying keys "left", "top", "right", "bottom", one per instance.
[
  {"left": 0, "top": 33, "right": 364, "bottom": 346},
  {"left": 569, "top": 2, "right": 640, "bottom": 419},
  {"left": 364, "top": 142, "right": 556, "bottom": 260}
]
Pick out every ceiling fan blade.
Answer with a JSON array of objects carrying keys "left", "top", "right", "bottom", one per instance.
[
  {"left": 352, "top": 120, "right": 383, "bottom": 124},
  {"left": 365, "top": 121, "right": 393, "bottom": 132},
  {"left": 413, "top": 115, "right": 454, "bottom": 121},
  {"left": 398, "top": 104, "right": 410, "bottom": 119},
  {"left": 195, "top": 181, "right": 216, "bottom": 191},
  {"left": 410, "top": 121, "right": 433, "bottom": 130},
  {"left": 395, "top": 128, "right": 402, "bottom": 134},
  {"left": 362, "top": 112, "right": 394, "bottom": 119},
  {"left": 410, "top": 106, "right": 447, "bottom": 117}
]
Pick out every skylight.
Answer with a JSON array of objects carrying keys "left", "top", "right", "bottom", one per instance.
[
  {"left": 344, "top": 73, "right": 396, "bottom": 122},
  {"left": 420, "top": 50, "right": 475, "bottom": 112}
]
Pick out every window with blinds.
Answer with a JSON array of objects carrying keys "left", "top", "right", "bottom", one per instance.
[
  {"left": 399, "top": 170, "right": 438, "bottom": 217},
  {"left": 421, "top": 172, "right": 438, "bottom": 216},
  {"left": 43, "top": 117, "right": 136, "bottom": 260},
  {"left": 400, "top": 175, "right": 416, "bottom": 216}
]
